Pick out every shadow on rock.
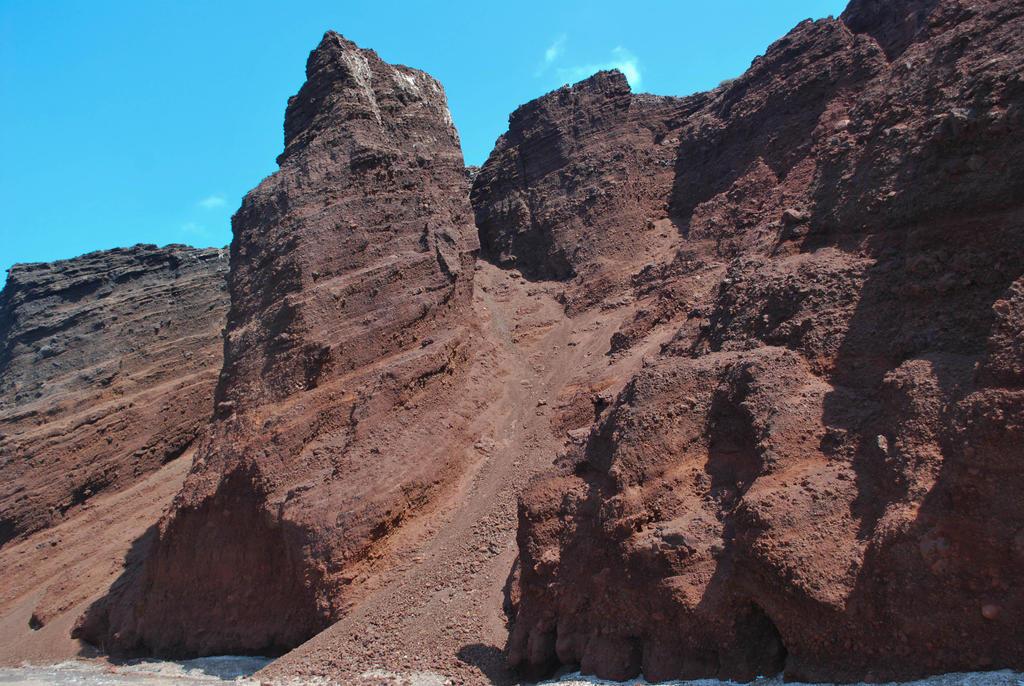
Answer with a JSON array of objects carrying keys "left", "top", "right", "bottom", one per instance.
[
  {"left": 457, "top": 643, "right": 514, "bottom": 685},
  {"left": 73, "top": 523, "right": 159, "bottom": 657}
]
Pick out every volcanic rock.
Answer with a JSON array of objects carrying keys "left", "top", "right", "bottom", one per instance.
[
  {"left": 508, "top": 0, "right": 1024, "bottom": 682},
  {"left": 4, "top": 0, "right": 1020, "bottom": 682},
  {"left": 471, "top": 70, "right": 706, "bottom": 312},
  {"left": 75, "top": 31, "right": 481, "bottom": 657},
  {"left": 0, "top": 244, "right": 228, "bottom": 545}
]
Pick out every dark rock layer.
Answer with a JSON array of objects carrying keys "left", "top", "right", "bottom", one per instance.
[
  {"left": 0, "top": 244, "right": 228, "bottom": 545},
  {"left": 507, "top": 0, "right": 1024, "bottom": 682}
]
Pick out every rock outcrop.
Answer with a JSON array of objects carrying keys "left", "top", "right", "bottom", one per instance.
[
  {"left": 471, "top": 70, "right": 702, "bottom": 312},
  {"left": 0, "top": 244, "right": 228, "bottom": 545},
  {"left": 4, "top": 0, "right": 1019, "bottom": 682},
  {"left": 507, "top": 0, "right": 1024, "bottom": 682},
  {"left": 75, "top": 32, "right": 482, "bottom": 657}
]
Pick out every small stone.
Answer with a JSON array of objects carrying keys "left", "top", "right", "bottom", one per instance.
[
  {"left": 782, "top": 208, "right": 809, "bottom": 224},
  {"left": 981, "top": 604, "right": 1000, "bottom": 620}
]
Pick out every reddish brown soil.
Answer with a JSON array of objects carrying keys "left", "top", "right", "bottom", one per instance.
[{"left": 0, "top": 451, "right": 190, "bottom": 665}]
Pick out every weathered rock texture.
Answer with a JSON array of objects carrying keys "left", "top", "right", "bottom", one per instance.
[
  {"left": 8, "top": 0, "right": 1019, "bottom": 682},
  {"left": 75, "top": 32, "right": 482, "bottom": 656},
  {"left": 506, "top": 0, "right": 1024, "bottom": 682},
  {"left": 0, "top": 244, "right": 228, "bottom": 545},
  {"left": 471, "top": 70, "right": 701, "bottom": 312}
]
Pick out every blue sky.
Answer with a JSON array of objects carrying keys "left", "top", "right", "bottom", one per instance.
[{"left": 0, "top": 1, "right": 848, "bottom": 285}]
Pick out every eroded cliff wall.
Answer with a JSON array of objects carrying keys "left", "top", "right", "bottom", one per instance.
[
  {"left": 504, "top": 0, "right": 1024, "bottom": 681},
  {"left": 0, "top": 244, "right": 228, "bottom": 545},
  {"left": 75, "top": 32, "right": 485, "bottom": 656},
  {"left": 31, "top": 0, "right": 1024, "bottom": 681}
]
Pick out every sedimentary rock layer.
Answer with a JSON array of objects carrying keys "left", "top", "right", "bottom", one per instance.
[
  {"left": 0, "top": 244, "right": 228, "bottom": 545},
  {"left": 76, "top": 32, "right": 482, "bottom": 656},
  {"left": 507, "top": 0, "right": 1024, "bottom": 681},
  {"left": 471, "top": 70, "right": 701, "bottom": 312},
  {"left": 24, "top": 0, "right": 1022, "bottom": 682}
]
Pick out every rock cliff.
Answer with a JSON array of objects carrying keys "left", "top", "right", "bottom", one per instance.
[
  {"left": 2, "top": 0, "right": 1020, "bottom": 682},
  {"left": 75, "top": 32, "right": 483, "bottom": 657},
  {"left": 0, "top": 244, "right": 228, "bottom": 545},
  {"left": 505, "top": 0, "right": 1024, "bottom": 681},
  {"left": 471, "top": 70, "right": 701, "bottom": 313}
]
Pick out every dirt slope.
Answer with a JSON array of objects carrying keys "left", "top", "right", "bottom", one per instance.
[{"left": 0, "top": 451, "right": 190, "bottom": 665}]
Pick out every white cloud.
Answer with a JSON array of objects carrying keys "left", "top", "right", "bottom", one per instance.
[
  {"left": 198, "top": 195, "right": 226, "bottom": 210},
  {"left": 555, "top": 46, "right": 643, "bottom": 90},
  {"left": 545, "top": 35, "right": 566, "bottom": 65},
  {"left": 179, "top": 221, "right": 214, "bottom": 241},
  {"left": 535, "top": 34, "right": 568, "bottom": 77},
  {"left": 610, "top": 46, "right": 642, "bottom": 89}
]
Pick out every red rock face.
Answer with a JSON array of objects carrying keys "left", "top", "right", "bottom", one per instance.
[
  {"left": 75, "top": 31, "right": 481, "bottom": 656},
  {"left": 471, "top": 71, "right": 706, "bottom": 312},
  {"left": 24, "top": 0, "right": 1021, "bottom": 681},
  {"left": 506, "top": 0, "right": 1024, "bottom": 682},
  {"left": 0, "top": 244, "right": 228, "bottom": 545}
]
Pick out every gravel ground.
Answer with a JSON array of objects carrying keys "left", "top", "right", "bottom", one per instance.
[{"left": 1, "top": 660, "right": 1021, "bottom": 686}]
